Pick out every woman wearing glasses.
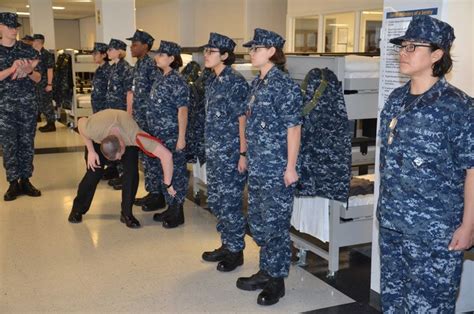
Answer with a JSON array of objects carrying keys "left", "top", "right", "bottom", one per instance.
[
  {"left": 378, "top": 15, "right": 473, "bottom": 313},
  {"left": 236, "top": 28, "right": 303, "bottom": 306},
  {"left": 147, "top": 40, "right": 189, "bottom": 229},
  {"left": 200, "top": 33, "right": 249, "bottom": 272}
]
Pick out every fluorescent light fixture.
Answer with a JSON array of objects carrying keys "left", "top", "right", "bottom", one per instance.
[
  {"left": 17, "top": 11, "right": 30, "bottom": 16},
  {"left": 362, "top": 11, "right": 383, "bottom": 15},
  {"left": 26, "top": 5, "right": 65, "bottom": 10},
  {"left": 328, "top": 23, "right": 348, "bottom": 27}
]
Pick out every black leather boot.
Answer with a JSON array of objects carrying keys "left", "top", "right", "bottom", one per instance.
[
  {"left": 68, "top": 210, "right": 83, "bottom": 223},
  {"left": 153, "top": 205, "right": 173, "bottom": 222},
  {"left": 217, "top": 250, "right": 243, "bottom": 272},
  {"left": 162, "top": 203, "right": 184, "bottom": 228},
  {"left": 134, "top": 192, "right": 152, "bottom": 206},
  {"left": 202, "top": 245, "right": 229, "bottom": 262},
  {"left": 236, "top": 270, "right": 270, "bottom": 291},
  {"left": 102, "top": 165, "right": 119, "bottom": 180},
  {"left": 38, "top": 121, "right": 56, "bottom": 132},
  {"left": 4, "top": 180, "right": 22, "bottom": 201},
  {"left": 141, "top": 193, "right": 166, "bottom": 211},
  {"left": 120, "top": 212, "right": 141, "bottom": 228},
  {"left": 19, "top": 178, "right": 41, "bottom": 197},
  {"left": 257, "top": 277, "right": 285, "bottom": 306}
]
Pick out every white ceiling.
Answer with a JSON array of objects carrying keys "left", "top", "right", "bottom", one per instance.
[{"left": 0, "top": 0, "right": 157, "bottom": 19}]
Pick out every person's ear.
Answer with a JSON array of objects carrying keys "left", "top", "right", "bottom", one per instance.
[
  {"left": 221, "top": 52, "right": 228, "bottom": 62},
  {"left": 431, "top": 48, "right": 444, "bottom": 64}
]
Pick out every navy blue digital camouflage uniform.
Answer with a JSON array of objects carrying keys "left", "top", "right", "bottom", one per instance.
[
  {"left": 105, "top": 39, "right": 133, "bottom": 111},
  {"left": 35, "top": 40, "right": 56, "bottom": 123},
  {"left": 90, "top": 42, "right": 111, "bottom": 113},
  {"left": 203, "top": 33, "right": 250, "bottom": 253},
  {"left": 147, "top": 41, "right": 190, "bottom": 206},
  {"left": 378, "top": 15, "right": 474, "bottom": 313},
  {"left": 243, "top": 29, "right": 303, "bottom": 278},
  {"left": 126, "top": 30, "right": 163, "bottom": 197},
  {"left": 0, "top": 13, "right": 40, "bottom": 183},
  {"left": 295, "top": 67, "right": 351, "bottom": 202}
]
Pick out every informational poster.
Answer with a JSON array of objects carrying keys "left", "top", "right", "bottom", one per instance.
[{"left": 378, "top": 6, "right": 441, "bottom": 108}]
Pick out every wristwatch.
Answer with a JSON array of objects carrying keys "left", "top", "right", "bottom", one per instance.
[
  {"left": 164, "top": 180, "right": 173, "bottom": 189},
  {"left": 239, "top": 151, "right": 247, "bottom": 157}
]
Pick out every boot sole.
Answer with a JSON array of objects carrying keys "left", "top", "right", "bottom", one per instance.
[
  {"left": 236, "top": 280, "right": 268, "bottom": 291},
  {"left": 257, "top": 290, "right": 285, "bottom": 306}
]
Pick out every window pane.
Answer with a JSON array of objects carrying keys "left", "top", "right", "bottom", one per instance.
[
  {"left": 294, "top": 17, "right": 318, "bottom": 52},
  {"left": 324, "top": 12, "right": 355, "bottom": 53}
]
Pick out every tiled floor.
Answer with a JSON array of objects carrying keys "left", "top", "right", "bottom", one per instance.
[{"left": 0, "top": 123, "right": 360, "bottom": 313}]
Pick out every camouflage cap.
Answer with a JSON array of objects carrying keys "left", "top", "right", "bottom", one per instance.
[
  {"left": 22, "top": 34, "right": 34, "bottom": 41},
  {"left": 243, "top": 28, "right": 285, "bottom": 49},
  {"left": 390, "top": 15, "right": 455, "bottom": 51},
  {"left": 152, "top": 40, "right": 181, "bottom": 56},
  {"left": 0, "top": 12, "right": 21, "bottom": 28},
  {"left": 201, "top": 32, "right": 236, "bottom": 51},
  {"left": 126, "top": 29, "right": 155, "bottom": 49},
  {"left": 108, "top": 38, "right": 127, "bottom": 51},
  {"left": 92, "top": 42, "right": 108, "bottom": 53},
  {"left": 33, "top": 34, "right": 45, "bottom": 40}
]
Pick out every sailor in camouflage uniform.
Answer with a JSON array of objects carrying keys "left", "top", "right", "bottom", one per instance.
[
  {"left": 32, "top": 34, "right": 56, "bottom": 132},
  {"left": 236, "top": 28, "right": 303, "bottom": 306},
  {"left": 378, "top": 15, "right": 474, "bottom": 313},
  {"left": 199, "top": 33, "right": 249, "bottom": 272},
  {"left": 90, "top": 42, "right": 111, "bottom": 113},
  {"left": 105, "top": 39, "right": 133, "bottom": 111},
  {"left": 126, "top": 29, "right": 166, "bottom": 212},
  {"left": 0, "top": 12, "right": 42, "bottom": 201},
  {"left": 148, "top": 40, "right": 190, "bottom": 229}
]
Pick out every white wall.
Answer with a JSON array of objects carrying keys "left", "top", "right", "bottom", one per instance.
[
  {"left": 244, "top": 0, "right": 287, "bottom": 45},
  {"left": 135, "top": 0, "right": 181, "bottom": 48},
  {"left": 193, "top": 0, "right": 245, "bottom": 47},
  {"left": 79, "top": 16, "right": 95, "bottom": 50},
  {"left": 54, "top": 19, "right": 81, "bottom": 50}
]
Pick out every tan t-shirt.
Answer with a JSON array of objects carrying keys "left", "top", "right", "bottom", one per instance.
[{"left": 81, "top": 109, "right": 159, "bottom": 153}]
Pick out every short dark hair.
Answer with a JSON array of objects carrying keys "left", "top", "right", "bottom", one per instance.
[
  {"left": 430, "top": 43, "right": 452, "bottom": 77},
  {"left": 169, "top": 54, "right": 183, "bottom": 69},
  {"left": 269, "top": 47, "right": 286, "bottom": 66},
  {"left": 100, "top": 135, "right": 121, "bottom": 160},
  {"left": 219, "top": 49, "right": 236, "bottom": 66}
]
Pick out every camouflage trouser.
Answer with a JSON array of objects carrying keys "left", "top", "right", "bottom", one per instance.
[
  {"left": 36, "top": 88, "right": 55, "bottom": 123},
  {"left": 248, "top": 174, "right": 295, "bottom": 278},
  {"left": 0, "top": 104, "right": 37, "bottom": 182},
  {"left": 162, "top": 148, "right": 188, "bottom": 205},
  {"left": 207, "top": 155, "right": 247, "bottom": 252},
  {"left": 380, "top": 227, "right": 463, "bottom": 313},
  {"left": 141, "top": 151, "right": 164, "bottom": 194},
  {"left": 91, "top": 99, "right": 107, "bottom": 114},
  {"left": 134, "top": 114, "right": 164, "bottom": 195}
]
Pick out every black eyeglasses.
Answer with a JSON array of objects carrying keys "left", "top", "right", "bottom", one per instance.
[
  {"left": 203, "top": 48, "right": 220, "bottom": 55},
  {"left": 393, "top": 43, "right": 431, "bottom": 53},
  {"left": 248, "top": 46, "right": 268, "bottom": 53}
]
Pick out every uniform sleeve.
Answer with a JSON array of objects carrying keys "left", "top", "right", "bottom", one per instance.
[
  {"left": 450, "top": 97, "right": 474, "bottom": 169},
  {"left": 278, "top": 80, "right": 303, "bottom": 129},
  {"left": 174, "top": 80, "right": 189, "bottom": 109},
  {"left": 230, "top": 78, "right": 249, "bottom": 118},
  {"left": 123, "top": 64, "right": 134, "bottom": 92},
  {"left": 47, "top": 51, "right": 55, "bottom": 69}
]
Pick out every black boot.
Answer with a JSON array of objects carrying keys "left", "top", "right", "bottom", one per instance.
[
  {"left": 202, "top": 245, "right": 229, "bottom": 262},
  {"left": 141, "top": 193, "right": 166, "bottom": 211},
  {"left": 236, "top": 270, "right": 270, "bottom": 291},
  {"left": 19, "top": 178, "right": 41, "bottom": 197},
  {"left": 257, "top": 277, "right": 285, "bottom": 306},
  {"left": 68, "top": 210, "right": 83, "bottom": 223},
  {"left": 38, "top": 121, "right": 56, "bottom": 132},
  {"left": 4, "top": 180, "right": 22, "bottom": 201},
  {"left": 120, "top": 212, "right": 141, "bottom": 229},
  {"left": 134, "top": 192, "right": 153, "bottom": 206},
  {"left": 152, "top": 205, "right": 173, "bottom": 222},
  {"left": 102, "top": 165, "right": 119, "bottom": 181},
  {"left": 217, "top": 250, "right": 243, "bottom": 272},
  {"left": 162, "top": 203, "right": 184, "bottom": 228}
]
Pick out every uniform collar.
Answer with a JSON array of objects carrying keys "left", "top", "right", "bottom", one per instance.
[
  {"left": 405, "top": 77, "right": 448, "bottom": 107},
  {"left": 260, "top": 64, "right": 280, "bottom": 81}
]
